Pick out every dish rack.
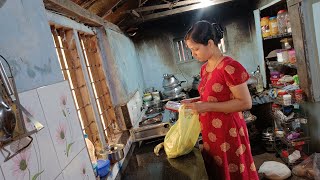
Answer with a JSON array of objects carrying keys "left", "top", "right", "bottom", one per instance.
[
  {"left": 271, "top": 102, "right": 310, "bottom": 168},
  {"left": 0, "top": 55, "right": 44, "bottom": 163}
]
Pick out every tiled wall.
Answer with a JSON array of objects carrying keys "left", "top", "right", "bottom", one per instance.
[{"left": 0, "top": 81, "right": 95, "bottom": 180}]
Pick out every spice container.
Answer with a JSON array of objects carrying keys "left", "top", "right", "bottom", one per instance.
[
  {"left": 269, "top": 16, "right": 279, "bottom": 36},
  {"left": 283, "top": 94, "right": 292, "bottom": 106},
  {"left": 277, "top": 10, "right": 289, "bottom": 34},
  {"left": 261, "top": 17, "right": 270, "bottom": 38},
  {"left": 277, "top": 91, "right": 287, "bottom": 104},
  {"left": 295, "top": 89, "right": 304, "bottom": 103}
]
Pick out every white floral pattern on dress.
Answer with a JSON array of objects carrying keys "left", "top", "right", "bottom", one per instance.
[
  {"left": 229, "top": 128, "right": 237, "bottom": 137},
  {"left": 250, "top": 162, "right": 256, "bottom": 171},
  {"left": 239, "top": 127, "right": 245, "bottom": 136},
  {"left": 225, "top": 65, "right": 235, "bottom": 75},
  {"left": 236, "top": 144, "right": 246, "bottom": 157},
  {"left": 229, "top": 163, "right": 239, "bottom": 173},
  {"left": 214, "top": 156, "right": 223, "bottom": 166},
  {"left": 208, "top": 132, "right": 217, "bottom": 142},
  {"left": 212, "top": 83, "right": 223, "bottom": 93},
  {"left": 212, "top": 118, "right": 222, "bottom": 128},
  {"left": 240, "top": 164, "right": 245, "bottom": 173},
  {"left": 207, "top": 96, "right": 218, "bottom": 102},
  {"left": 241, "top": 71, "right": 248, "bottom": 82},
  {"left": 220, "top": 142, "right": 230, "bottom": 152},
  {"left": 204, "top": 142, "right": 210, "bottom": 151}
]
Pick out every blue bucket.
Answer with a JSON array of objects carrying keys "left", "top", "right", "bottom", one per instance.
[{"left": 97, "top": 159, "right": 110, "bottom": 177}]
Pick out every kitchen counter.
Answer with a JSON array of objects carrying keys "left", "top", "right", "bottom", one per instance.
[{"left": 115, "top": 137, "right": 208, "bottom": 180}]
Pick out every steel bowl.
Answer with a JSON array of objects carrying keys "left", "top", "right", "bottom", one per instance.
[{"left": 105, "top": 144, "right": 124, "bottom": 164}]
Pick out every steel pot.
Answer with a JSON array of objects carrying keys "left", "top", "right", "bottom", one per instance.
[
  {"left": 105, "top": 144, "right": 124, "bottom": 164},
  {"left": 162, "top": 86, "right": 183, "bottom": 97},
  {"left": 162, "top": 74, "right": 182, "bottom": 89}
]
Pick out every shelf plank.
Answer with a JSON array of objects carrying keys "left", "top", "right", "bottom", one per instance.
[{"left": 263, "top": 32, "right": 293, "bottom": 40}]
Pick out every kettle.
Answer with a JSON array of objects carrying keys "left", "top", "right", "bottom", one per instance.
[{"left": 0, "top": 96, "right": 16, "bottom": 142}]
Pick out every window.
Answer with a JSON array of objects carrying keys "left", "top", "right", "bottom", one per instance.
[
  {"left": 173, "top": 37, "right": 227, "bottom": 63},
  {"left": 51, "top": 26, "right": 119, "bottom": 148},
  {"left": 174, "top": 38, "right": 194, "bottom": 63}
]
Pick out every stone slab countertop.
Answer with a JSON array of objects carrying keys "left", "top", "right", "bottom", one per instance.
[{"left": 115, "top": 137, "right": 208, "bottom": 180}]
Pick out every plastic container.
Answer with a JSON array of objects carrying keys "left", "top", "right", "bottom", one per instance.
[
  {"left": 288, "top": 50, "right": 296, "bottom": 64},
  {"left": 283, "top": 94, "right": 292, "bottom": 106},
  {"left": 277, "top": 50, "right": 289, "bottom": 63},
  {"left": 277, "top": 91, "right": 287, "bottom": 104},
  {"left": 270, "top": 78, "right": 280, "bottom": 86},
  {"left": 97, "top": 159, "right": 110, "bottom": 177},
  {"left": 270, "top": 71, "right": 280, "bottom": 79},
  {"left": 295, "top": 89, "right": 304, "bottom": 103},
  {"left": 277, "top": 10, "right": 289, "bottom": 34},
  {"left": 261, "top": 17, "right": 270, "bottom": 38},
  {"left": 269, "top": 16, "right": 279, "bottom": 36},
  {"left": 84, "top": 134, "right": 97, "bottom": 163}
]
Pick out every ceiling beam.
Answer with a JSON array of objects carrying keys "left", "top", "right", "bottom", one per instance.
[
  {"left": 140, "top": 0, "right": 233, "bottom": 22},
  {"left": 130, "top": 0, "right": 204, "bottom": 13},
  {"left": 43, "top": 0, "right": 121, "bottom": 32},
  {"left": 101, "top": 0, "right": 124, "bottom": 19}
]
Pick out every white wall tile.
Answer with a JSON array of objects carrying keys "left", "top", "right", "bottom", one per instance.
[
  {"left": 19, "top": 89, "right": 62, "bottom": 178},
  {"left": 55, "top": 173, "right": 64, "bottom": 180},
  {"left": 1, "top": 136, "right": 47, "bottom": 180},
  {"left": 62, "top": 148, "right": 95, "bottom": 180},
  {"left": 36, "top": 81, "right": 86, "bottom": 170},
  {"left": 127, "top": 91, "right": 143, "bottom": 127}
]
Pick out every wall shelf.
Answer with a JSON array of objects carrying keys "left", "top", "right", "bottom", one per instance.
[{"left": 263, "top": 32, "right": 292, "bottom": 40}]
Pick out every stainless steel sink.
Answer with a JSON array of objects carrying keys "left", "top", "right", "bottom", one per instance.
[{"left": 130, "top": 122, "right": 171, "bottom": 142}]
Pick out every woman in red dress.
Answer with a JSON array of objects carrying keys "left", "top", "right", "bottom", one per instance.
[{"left": 183, "top": 21, "right": 259, "bottom": 180}]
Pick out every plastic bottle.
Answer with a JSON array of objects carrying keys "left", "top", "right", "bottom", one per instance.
[
  {"left": 254, "top": 66, "right": 264, "bottom": 93},
  {"left": 277, "top": 10, "right": 289, "bottom": 34},
  {"left": 269, "top": 16, "right": 278, "bottom": 36},
  {"left": 84, "top": 134, "right": 97, "bottom": 164},
  {"left": 261, "top": 17, "right": 270, "bottom": 38}
]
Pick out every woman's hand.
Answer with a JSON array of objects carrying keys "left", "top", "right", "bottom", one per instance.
[{"left": 182, "top": 101, "right": 205, "bottom": 114}]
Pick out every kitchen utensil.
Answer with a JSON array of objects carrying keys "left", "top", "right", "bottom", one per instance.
[
  {"left": 162, "top": 74, "right": 180, "bottom": 89},
  {"left": 0, "top": 96, "right": 16, "bottom": 142},
  {"left": 162, "top": 86, "right": 183, "bottom": 97},
  {"left": 130, "top": 122, "right": 170, "bottom": 142},
  {"left": 142, "top": 93, "right": 153, "bottom": 102},
  {"left": 97, "top": 159, "right": 110, "bottom": 177},
  {"left": 105, "top": 144, "right": 124, "bottom": 164}
]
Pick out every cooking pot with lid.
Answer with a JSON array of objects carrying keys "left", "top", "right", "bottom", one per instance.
[
  {"left": 105, "top": 144, "right": 124, "bottom": 164},
  {"left": 162, "top": 74, "right": 185, "bottom": 90}
]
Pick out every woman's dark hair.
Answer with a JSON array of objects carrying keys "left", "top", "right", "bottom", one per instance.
[{"left": 185, "top": 20, "right": 224, "bottom": 46}]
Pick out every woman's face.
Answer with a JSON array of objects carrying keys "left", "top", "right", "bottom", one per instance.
[{"left": 186, "top": 39, "right": 213, "bottom": 62}]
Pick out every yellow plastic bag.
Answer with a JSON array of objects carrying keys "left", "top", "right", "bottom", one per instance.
[{"left": 164, "top": 105, "right": 201, "bottom": 158}]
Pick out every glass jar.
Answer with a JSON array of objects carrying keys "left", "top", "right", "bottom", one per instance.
[
  {"left": 277, "top": 10, "right": 288, "bottom": 34},
  {"left": 261, "top": 17, "right": 270, "bottom": 38},
  {"left": 269, "top": 16, "right": 278, "bottom": 36},
  {"left": 283, "top": 94, "right": 292, "bottom": 106}
]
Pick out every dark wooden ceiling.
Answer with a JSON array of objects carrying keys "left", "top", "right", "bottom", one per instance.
[
  {"left": 71, "top": 0, "right": 239, "bottom": 31},
  {"left": 44, "top": 0, "right": 254, "bottom": 35}
]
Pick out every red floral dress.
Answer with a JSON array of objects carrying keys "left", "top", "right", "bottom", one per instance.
[{"left": 198, "top": 57, "right": 259, "bottom": 180}]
